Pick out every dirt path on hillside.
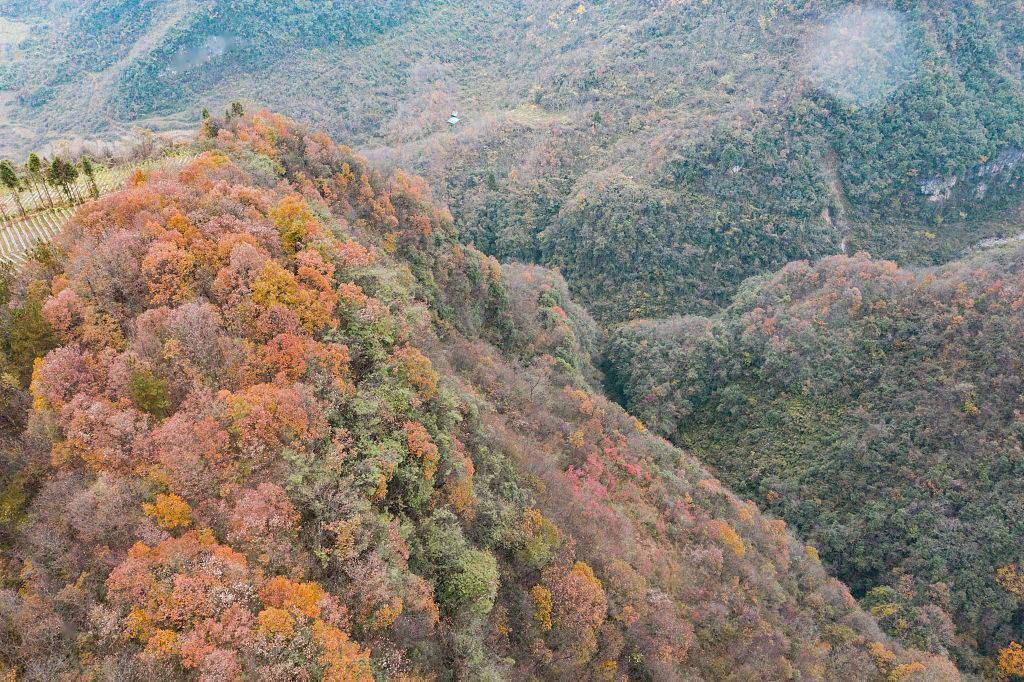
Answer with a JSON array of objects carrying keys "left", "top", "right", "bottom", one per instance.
[{"left": 822, "top": 149, "right": 852, "bottom": 254}]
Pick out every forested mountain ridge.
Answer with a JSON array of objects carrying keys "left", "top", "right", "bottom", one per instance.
[
  {"left": 1, "top": 0, "right": 1023, "bottom": 677},
  {"left": 0, "top": 111, "right": 959, "bottom": 680},
  {"left": 2, "top": 0, "right": 1023, "bottom": 323},
  {"left": 606, "top": 247, "right": 1024, "bottom": 675}
]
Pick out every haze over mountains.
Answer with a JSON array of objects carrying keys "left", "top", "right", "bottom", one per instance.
[
  {"left": 4, "top": 1, "right": 1024, "bottom": 316},
  {"left": 1, "top": 0, "right": 1024, "bottom": 679}
]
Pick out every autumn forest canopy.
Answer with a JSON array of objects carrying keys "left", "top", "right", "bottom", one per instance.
[
  {"left": 0, "top": 107, "right": 963, "bottom": 681},
  {"left": 1, "top": 0, "right": 1024, "bottom": 680}
]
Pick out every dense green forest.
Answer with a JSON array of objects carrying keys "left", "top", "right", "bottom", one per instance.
[
  {"left": 2, "top": 0, "right": 1023, "bottom": 322},
  {"left": 606, "top": 247, "right": 1024, "bottom": 674}
]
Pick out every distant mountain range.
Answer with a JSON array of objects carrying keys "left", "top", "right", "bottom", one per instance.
[{"left": 2, "top": 0, "right": 1023, "bottom": 322}]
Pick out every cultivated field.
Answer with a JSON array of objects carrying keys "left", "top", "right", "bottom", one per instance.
[
  {"left": 0, "top": 153, "right": 196, "bottom": 267},
  {"left": 0, "top": 207, "right": 71, "bottom": 266}
]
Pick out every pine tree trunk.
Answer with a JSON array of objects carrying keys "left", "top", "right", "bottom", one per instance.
[
  {"left": 34, "top": 180, "right": 48, "bottom": 209},
  {"left": 28, "top": 180, "right": 45, "bottom": 209},
  {"left": 11, "top": 191, "right": 25, "bottom": 218},
  {"left": 0, "top": 201, "right": 9, "bottom": 222},
  {"left": 41, "top": 180, "right": 56, "bottom": 209}
]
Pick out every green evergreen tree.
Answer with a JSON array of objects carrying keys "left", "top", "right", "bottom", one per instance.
[
  {"left": 0, "top": 161, "right": 25, "bottom": 218},
  {"left": 22, "top": 159, "right": 46, "bottom": 209},
  {"left": 47, "top": 157, "right": 80, "bottom": 204},
  {"left": 128, "top": 366, "right": 170, "bottom": 418},
  {"left": 200, "top": 108, "right": 216, "bottom": 138},
  {"left": 27, "top": 153, "right": 55, "bottom": 209},
  {"left": 8, "top": 281, "right": 56, "bottom": 382},
  {"left": 80, "top": 156, "right": 99, "bottom": 199}
]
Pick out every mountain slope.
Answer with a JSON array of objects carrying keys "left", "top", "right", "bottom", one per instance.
[
  {"left": 2, "top": 0, "right": 1023, "bottom": 322},
  {"left": 606, "top": 246, "right": 1024, "bottom": 673},
  {"left": 0, "top": 112, "right": 959, "bottom": 680}
]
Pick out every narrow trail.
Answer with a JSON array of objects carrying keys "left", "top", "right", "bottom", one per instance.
[{"left": 822, "top": 149, "right": 852, "bottom": 254}]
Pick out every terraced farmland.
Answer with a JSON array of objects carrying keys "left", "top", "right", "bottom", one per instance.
[
  {"left": 0, "top": 207, "right": 72, "bottom": 266},
  {"left": 0, "top": 152, "right": 197, "bottom": 267}
]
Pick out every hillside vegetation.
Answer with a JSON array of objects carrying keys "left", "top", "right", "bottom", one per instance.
[
  {"left": 2, "top": 0, "right": 1023, "bottom": 322},
  {"left": 0, "top": 111, "right": 960, "bottom": 680},
  {"left": 606, "top": 247, "right": 1024, "bottom": 674}
]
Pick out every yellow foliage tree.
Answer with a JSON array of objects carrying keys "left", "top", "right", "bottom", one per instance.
[
  {"left": 1000, "top": 641, "right": 1024, "bottom": 678},
  {"left": 532, "top": 585, "right": 553, "bottom": 632},
  {"left": 710, "top": 520, "right": 746, "bottom": 557},
  {"left": 142, "top": 493, "right": 192, "bottom": 530},
  {"left": 997, "top": 564, "right": 1024, "bottom": 598},
  {"left": 272, "top": 194, "right": 318, "bottom": 255}
]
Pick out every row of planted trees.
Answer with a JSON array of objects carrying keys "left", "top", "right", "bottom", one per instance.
[{"left": 0, "top": 153, "right": 100, "bottom": 222}]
